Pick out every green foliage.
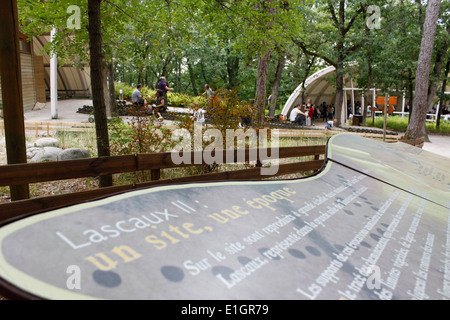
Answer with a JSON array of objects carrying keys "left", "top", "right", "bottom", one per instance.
[
  {"left": 115, "top": 82, "right": 205, "bottom": 107},
  {"left": 427, "top": 121, "right": 450, "bottom": 135},
  {"left": 366, "top": 116, "right": 450, "bottom": 134},
  {"left": 366, "top": 116, "right": 410, "bottom": 132},
  {"left": 17, "top": 0, "right": 450, "bottom": 137},
  {"left": 108, "top": 114, "right": 175, "bottom": 156}
]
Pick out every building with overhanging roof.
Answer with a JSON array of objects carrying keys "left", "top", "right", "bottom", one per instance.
[{"left": 0, "top": 32, "right": 91, "bottom": 113}]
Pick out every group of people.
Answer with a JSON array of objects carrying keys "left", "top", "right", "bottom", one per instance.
[
  {"left": 131, "top": 76, "right": 174, "bottom": 118},
  {"left": 131, "top": 79, "right": 214, "bottom": 122},
  {"left": 289, "top": 99, "right": 335, "bottom": 126}
]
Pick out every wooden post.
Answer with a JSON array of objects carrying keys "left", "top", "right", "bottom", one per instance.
[
  {"left": 0, "top": 0, "right": 29, "bottom": 200},
  {"left": 151, "top": 169, "right": 161, "bottom": 181}
]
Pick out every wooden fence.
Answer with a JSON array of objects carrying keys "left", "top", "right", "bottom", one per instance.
[
  {"left": 0, "top": 121, "right": 96, "bottom": 137},
  {"left": 0, "top": 120, "right": 401, "bottom": 141},
  {"left": 0, "top": 145, "right": 326, "bottom": 223}
]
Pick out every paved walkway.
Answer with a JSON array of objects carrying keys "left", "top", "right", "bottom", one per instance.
[{"left": 23, "top": 99, "right": 450, "bottom": 159}]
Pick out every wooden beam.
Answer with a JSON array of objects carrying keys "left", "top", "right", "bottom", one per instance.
[
  {"left": 0, "top": 160, "right": 325, "bottom": 222},
  {"left": 0, "top": 0, "right": 29, "bottom": 200}
]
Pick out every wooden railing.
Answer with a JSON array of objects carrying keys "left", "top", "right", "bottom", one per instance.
[
  {"left": 0, "top": 121, "right": 95, "bottom": 137},
  {"left": 0, "top": 145, "right": 326, "bottom": 223}
]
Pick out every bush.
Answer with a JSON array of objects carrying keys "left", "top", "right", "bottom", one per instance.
[{"left": 114, "top": 82, "right": 203, "bottom": 107}]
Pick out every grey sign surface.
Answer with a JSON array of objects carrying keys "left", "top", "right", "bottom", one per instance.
[{"left": 0, "top": 134, "right": 449, "bottom": 300}]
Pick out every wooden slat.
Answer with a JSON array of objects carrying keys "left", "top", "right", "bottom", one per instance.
[
  {"left": 20, "top": 53, "right": 36, "bottom": 112},
  {"left": 0, "top": 146, "right": 327, "bottom": 187},
  {"left": 137, "top": 146, "right": 326, "bottom": 171},
  {"left": 0, "top": 155, "right": 137, "bottom": 186},
  {"left": 137, "top": 160, "right": 325, "bottom": 187}
]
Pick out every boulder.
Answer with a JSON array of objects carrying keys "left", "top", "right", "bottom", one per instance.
[
  {"left": 34, "top": 137, "right": 60, "bottom": 148},
  {"left": 33, "top": 102, "right": 47, "bottom": 111},
  {"left": 57, "top": 148, "right": 91, "bottom": 161},
  {"left": 27, "top": 147, "right": 44, "bottom": 160},
  {"left": 30, "top": 147, "right": 63, "bottom": 163}
]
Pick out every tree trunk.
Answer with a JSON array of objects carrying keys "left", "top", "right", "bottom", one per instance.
[
  {"left": 187, "top": 59, "right": 198, "bottom": 96},
  {"left": 227, "top": 53, "right": 240, "bottom": 90},
  {"left": 300, "top": 56, "right": 315, "bottom": 103},
  {"left": 334, "top": 2, "right": 346, "bottom": 126},
  {"left": 407, "top": 69, "right": 414, "bottom": 123},
  {"left": 437, "top": 59, "right": 449, "bottom": 128},
  {"left": 107, "top": 62, "right": 117, "bottom": 115},
  {"left": 362, "top": 7, "right": 372, "bottom": 127},
  {"left": 269, "top": 55, "right": 285, "bottom": 117},
  {"left": 254, "top": 49, "right": 272, "bottom": 125},
  {"left": 427, "top": 26, "right": 449, "bottom": 111},
  {"left": 102, "top": 61, "right": 111, "bottom": 118},
  {"left": 334, "top": 68, "right": 344, "bottom": 125},
  {"left": 88, "top": 0, "right": 112, "bottom": 187},
  {"left": 405, "top": 0, "right": 441, "bottom": 140}
]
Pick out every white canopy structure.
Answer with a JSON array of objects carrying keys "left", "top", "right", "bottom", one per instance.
[
  {"left": 282, "top": 65, "right": 450, "bottom": 121},
  {"left": 282, "top": 66, "right": 378, "bottom": 119}
]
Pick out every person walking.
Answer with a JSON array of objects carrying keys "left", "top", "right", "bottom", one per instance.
[
  {"left": 157, "top": 76, "right": 174, "bottom": 110},
  {"left": 202, "top": 84, "right": 214, "bottom": 101}
]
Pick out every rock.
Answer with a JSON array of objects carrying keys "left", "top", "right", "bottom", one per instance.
[
  {"left": 34, "top": 137, "right": 60, "bottom": 148},
  {"left": 57, "top": 148, "right": 91, "bottom": 161},
  {"left": 33, "top": 102, "right": 47, "bottom": 111},
  {"left": 27, "top": 147, "right": 44, "bottom": 160},
  {"left": 30, "top": 147, "right": 63, "bottom": 163}
]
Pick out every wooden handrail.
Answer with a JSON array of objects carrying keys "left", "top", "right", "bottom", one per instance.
[
  {"left": 0, "top": 145, "right": 326, "bottom": 187},
  {"left": 0, "top": 145, "right": 326, "bottom": 222},
  {"left": 0, "top": 159, "right": 325, "bottom": 223}
]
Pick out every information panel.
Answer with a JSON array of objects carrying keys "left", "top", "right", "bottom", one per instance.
[{"left": 0, "top": 134, "right": 448, "bottom": 300}]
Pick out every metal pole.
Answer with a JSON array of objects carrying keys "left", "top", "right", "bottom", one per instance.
[{"left": 50, "top": 28, "right": 58, "bottom": 119}]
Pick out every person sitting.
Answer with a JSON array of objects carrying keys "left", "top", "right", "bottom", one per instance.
[
  {"left": 131, "top": 84, "right": 147, "bottom": 110},
  {"left": 289, "top": 105, "right": 306, "bottom": 125}
]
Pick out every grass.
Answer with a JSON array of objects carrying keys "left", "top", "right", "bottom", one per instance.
[{"left": 365, "top": 115, "right": 450, "bottom": 134}]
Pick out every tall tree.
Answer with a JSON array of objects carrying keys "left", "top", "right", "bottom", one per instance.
[
  {"left": 88, "top": 0, "right": 112, "bottom": 187},
  {"left": 269, "top": 53, "right": 285, "bottom": 117},
  {"left": 405, "top": 0, "right": 442, "bottom": 140},
  {"left": 293, "top": 1, "right": 365, "bottom": 125},
  {"left": 436, "top": 59, "right": 449, "bottom": 128}
]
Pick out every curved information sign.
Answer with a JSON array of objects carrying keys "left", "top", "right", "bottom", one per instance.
[{"left": 0, "top": 134, "right": 449, "bottom": 300}]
